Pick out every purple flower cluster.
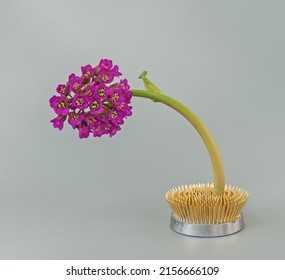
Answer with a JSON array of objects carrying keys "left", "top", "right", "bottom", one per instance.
[{"left": 49, "top": 59, "right": 133, "bottom": 139}]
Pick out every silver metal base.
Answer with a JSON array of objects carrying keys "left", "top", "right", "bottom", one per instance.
[{"left": 170, "top": 213, "right": 245, "bottom": 237}]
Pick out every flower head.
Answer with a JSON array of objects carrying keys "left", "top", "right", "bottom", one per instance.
[
  {"left": 79, "top": 125, "right": 90, "bottom": 139},
  {"left": 69, "top": 76, "right": 83, "bottom": 93},
  {"left": 89, "top": 98, "right": 104, "bottom": 115},
  {"left": 72, "top": 94, "right": 89, "bottom": 110},
  {"left": 81, "top": 64, "right": 95, "bottom": 78},
  {"left": 49, "top": 96, "right": 69, "bottom": 116},
  {"left": 110, "top": 89, "right": 124, "bottom": 105},
  {"left": 49, "top": 59, "right": 133, "bottom": 139},
  {"left": 56, "top": 84, "right": 68, "bottom": 96},
  {"left": 94, "top": 83, "right": 109, "bottom": 99},
  {"left": 99, "top": 59, "right": 113, "bottom": 71},
  {"left": 50, "top": 116, "right": 65, "bottom": 130},
  {"left": 118, "top": 79, "right": 130, "bottom": 91},
  {"left": 68, "top": 112, "right": 85, "bottom": 129},
  {"left": 83, "top": 83, "right": 95, "bottom": 99},
  {"left": 98, "top": 70, "right": 114, "bottom": 84}
]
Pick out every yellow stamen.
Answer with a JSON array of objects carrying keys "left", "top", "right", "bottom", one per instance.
[
  {"left": 112, "top": 93, "right": 119, "bottom": 102},
  {"left": 111, "top": 111, "right": 117, "bottom": 118},
  {"left": 74, "top": 83, "right": 80, "bottom": 89},
  {"left": 91, "top": 101, "right": 99, "bottom": 110},
  {"left": 101, "top": 75, "right": 108, "bottom": 82},
  {"left": 98, "top": 89, "right": 105, "bottom": 97},
  {"left": 76, "top": 98, "right": 84, "bottom": 106},
  {"left": 58, "top": 101, "right": 66, "bottom": 108},
  {"left": 73, "top": 114, "right": 79, "bottom": 121},
  {"left": 86, "top": 90, "right": 92, "bottom": 96}
]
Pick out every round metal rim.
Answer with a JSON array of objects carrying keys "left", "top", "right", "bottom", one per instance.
[{"left": 170, "top": 213, "right": 245, "bottom": 237}]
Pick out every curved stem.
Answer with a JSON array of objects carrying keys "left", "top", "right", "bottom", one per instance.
[{"left": 131, "top": 89, "right": 225, "bottom": 196}]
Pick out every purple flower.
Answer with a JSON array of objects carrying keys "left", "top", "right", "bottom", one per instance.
[
  {"left": 67, "top": 73, "right": 75, "bottom": 89},
  {"left": 49, "top": 59, "right": 133, "bottom": 139},
  {"left": 108, "top": 109, "right": 124, "bottom": 126},
  {"left": 79, "top": 126, "right": 90, "bottom": 139},
  {"left": 69, "top": 76, "right": 83, "bottom": 93},
  {"left": 118, "top": 79, "right": 130, "bottom": 91},
  {"left": 68, "top": 73, "right": 76, "bottom": 81},
  {"left": 98, "top": 70, "right": 114, "bottom": 84},
  {"left": 49, "top": 95, "right": 59, "bottom": 107},
  {"left": 117, "top": 102, "right": 132, "bottom": 117},
  {"left": 109, "top": 124, "right": 121, "bottom": 137},
  {"left": 50, "top": 116, "right": 65, "bottom": 130},
  {"left": 68, "top": 112, "right": 85, "bottom": 129},
  {"left": 111, "top": 65, "right": 122, "bottom": 77},
  {"left": 72, "top": 94, "right": 89, "bottom": 110},
  {"left": 123, "top": 90, "right": 133, "bottom": 102},
  {"left": 98, "top": 59, "right": 121, "bottom": 79},
  {"left": 56, "top": 84, "right": 68, "bottom": 96},
  {"left": 94, "top": 84, "right": 109, "bottom": 99},
  {"left": 49, "top": 96, "right": 69, "bottom": 115},
  {"left": 99, "top": 59, "right": 113, "bottom": 71},
  {"left": 89, "top": 98, "right": 104, "bottom": 115},
  {"left": 81, "top": 64, "right": 95, "bottom": 78},
  {"left": 92, "top": 121, "right": 108, "bottom": 137},
  {"left": 92, "top": 121, "right": 120, "bottom": 138},
  {"left": 83, "top": 84, "right": 95, "bottom": 99},
  {"left": 85, "top": 114, "right": 98, "bottom": 129},
  {"left": 110, "top": 89, "right": 124, "bottom": 105}
]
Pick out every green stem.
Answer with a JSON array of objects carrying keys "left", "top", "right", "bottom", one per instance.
[{"left": 131, "top": 89, "right": 225, "bottom": 196}]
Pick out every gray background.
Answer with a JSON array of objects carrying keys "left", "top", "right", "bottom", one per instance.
[{"left": 0, "top": 0, "right": 284, "bottom": 259}]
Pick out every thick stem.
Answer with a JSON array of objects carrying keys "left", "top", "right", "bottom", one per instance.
[{"left": 131, "top": 89, "right": 225, "bottom": 196}]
